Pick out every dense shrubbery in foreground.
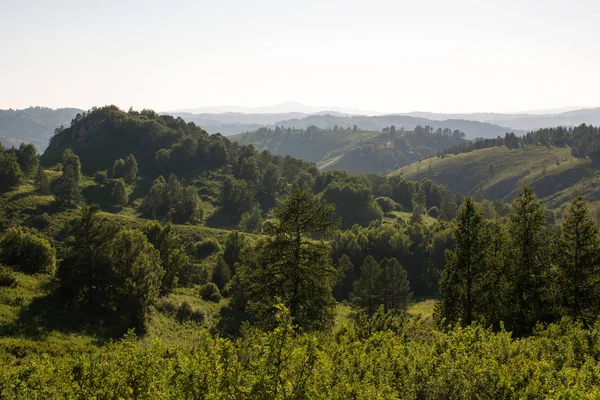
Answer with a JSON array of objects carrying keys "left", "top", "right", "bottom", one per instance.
[{"left": 2, "top": 309, "right": 600, "bottom": 398}]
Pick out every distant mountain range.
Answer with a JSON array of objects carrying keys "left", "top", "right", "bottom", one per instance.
[
  {"left": 404, "top": 108, "right": 600, "bottom": 131},
  {"left": 2, "top": 104, "right": 600, "bottom": 152}
]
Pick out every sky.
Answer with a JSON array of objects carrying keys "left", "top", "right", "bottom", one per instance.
[{"left": 1, "top": 0, "right": 600, "bottom": 114}]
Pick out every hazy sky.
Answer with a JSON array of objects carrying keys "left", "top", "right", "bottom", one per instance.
[{"left": 2, "top": 0, "right": 599, "bottom": 113}]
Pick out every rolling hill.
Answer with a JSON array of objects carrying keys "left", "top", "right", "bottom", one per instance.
[
  {"left": 0, "top": 107, "right": 81, "bottom": 152},
  {"left": 391, "top": 144, "right": 600, "bottom": 213},
  {"left": 231, "top": 126, "right": 466, "bottom": 174}
]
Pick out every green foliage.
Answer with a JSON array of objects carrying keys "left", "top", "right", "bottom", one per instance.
[
  {"left": 352, "top": 256, "right": 382, "bottom": 315},
  {"left": 223, "top": 231, "right": 245, "bottom": 274},
  {"left": 0, "top": 145, "right": 22, "bottom": 192},
  {"left": 141, "top": 175, "right": 202, "bottom": 224},
  {"left": 14, "top": 143, "right": 39, "bottom": 177},
  {"left": 235, "top": 189, "right": 340, "bottom": 331},
  {"left": 506, "top": 186, "right": 551, "bottom": 335},
  {"left": 123, "top": 153, "right": 138, "bottom": 183},
  {"left": 142, "top": 222, "right": 189, "bottom": 295},
  {"left": 552, "top": 196, "right": 600, "bottom": 324},
  {"left": 33, "top": 166, "right": 50, "bottom": 194},
  {"left": 93, "top": 170, "right": 108, "bottom": 185},
  {"left": 110, "top": 229, "right": 164, "bottom": 331},
  {"left": 58, "top": 206, "right": 163, "bottom": 331},
  {"left": 199, "top": 282, "right": 222, "bottom": 302},
  {"left": 0, "top": 227, "right": 56, "bottom": 274},
  {"left": 212, "top": 256, "right": 231, "bottom": 292},
  {"left": 195, "top": 238, "right": 221, "bottom": 259},
  {"left": 436, "top": 197, "right": 489, "bottom": 326},
  {"left": 322, "top": 181, "right": 383, "bottom": 229},
  {"left": 238, "top": 206, "right": 263, "bottom": 233},
  {"left": 52, "top": 149, "right": 81, "bottom": 205},
  {"left": 375, "top": 196, "right": 398, "bottom": 213},
  {"left": 110, "top": 178, "right": 128, "bottom": 206}
]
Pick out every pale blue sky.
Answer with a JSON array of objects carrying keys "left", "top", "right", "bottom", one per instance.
[{"left": 1, "top": 0, "right": 599, "bottom": 113}]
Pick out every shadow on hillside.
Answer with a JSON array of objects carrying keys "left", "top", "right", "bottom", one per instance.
[
  {"left": 2, "top": 288, "right": 129, "bottom": 344},
  {"left": 206, "top": 208, "right": 238, "bottom": 230}
]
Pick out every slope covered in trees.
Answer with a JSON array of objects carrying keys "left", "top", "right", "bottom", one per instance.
[
  {"left": 393, "top": 125, "right": 600, "bottom": 214},
  {"left": 0, "top": 107, "right": 81, "bottom": 152},
  {"left": 232, "top": 125, "right": 466, "bottom": 174}
]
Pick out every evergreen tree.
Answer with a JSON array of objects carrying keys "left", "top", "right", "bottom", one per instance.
[
  {"left": 15, "top": 142, "right": 39, "bottom": 177},
  {"left": 142, "top": 222, "right": 189, "bottom": 295},
  {"left": 436, "top": 197, "right": 489, "bottom": 326},
  {"left": 223, "top": 231, "right": 245, "bottom": 275},
  {"left": 552, "top": 196, "right": 600, "bottom": 324},
  {"left": 212, "top": 256, "right": 231, "bottom": 292},
  {"left": 507, "top": 186, "right": 550, "bottom": 335},
  {"left": 34, "top": 165, "right": 50, "bottom": 194},
  {"left": 0, "top": 146, "right": 22, "bottom": 192},
  {"left": 381, "top": 257, "right": 411, "bottom": 312},
  {"left": 53, "top": 149, "right": 81, "bottom": 205},
  {"left": 112, "top": 158, "right": 125, "bottom": 179},
  {"left": 238, "top": 189, "right": 340, "bottom": 331},
  {"left": 123, "top": 153, "right": 138, "bottom": 184},
  {"left": 333, "top": 254, "right": 354, "bottom": 301},
  {"left": 58, "top": 205, "right": 119, "bottom": 311},
  {"left": 352, "top": 256, "right": 383, "bottom": 316},
  {"left": 109, "top": 229, "right": 164, "bottom": 332},
  {"left": 111, "top": 178, "right": 128, "bottom": 207}
]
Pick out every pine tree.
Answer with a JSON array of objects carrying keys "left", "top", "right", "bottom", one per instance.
[
  {"left": 381, "top": 257, "right": 411, "bottom": 312},
  {"left": 111, "top": 178, "right": 128, "bottom": 207},
  {"left": 238, "top": 188, "right": 340, "bottom": 331},
  {"left": 34, "top": 165, "right": 50, "bottom": 194},
  {"left": 552, "top": 196, "right": 600, "bottom": 323},
  {"left": 142, "top": 222, "right": 189, "bottom": 295},
  {"left": 352, "top": 256, "right": 383, "bottom": 316},
  {"left": 436, "top": 197, "right": 489, "bottom": 326},
  {"left": 507, "top": 186, "right": 550, "bottom": 334},
  {"left": 53, "top": 149, "right": 81, "bottom": 205},
  {"left": 333, "top": 254, "right": 354, "bottom": 301},
  {"left": 212, "top": 256, "right": 231, "bottom": 292},
  {"left": 123, "top": 153, "right": 138, "bottom": 184}
]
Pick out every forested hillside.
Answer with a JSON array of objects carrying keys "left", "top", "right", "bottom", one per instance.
[
  {"left": 232, "top": 125, "right": 466, "bottom": 174},
  {"left": 0, "top": 107, "right": 81, "bottom": 152},
  {"left": 393, "top": 125, "right": 600, "bottom": 214},
  {"left": 4, "top": 107, "right": 600, "bottom": 396}
]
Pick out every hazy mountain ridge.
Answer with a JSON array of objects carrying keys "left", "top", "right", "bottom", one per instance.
[
  {"left": 0, "top": 107, "right": 82, "bottom": 152},
  {"left": 405, "top": 107, "right": 600, "bottom": 131}
]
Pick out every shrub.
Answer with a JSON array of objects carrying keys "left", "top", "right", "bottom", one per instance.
[
  {"left": 176, "top": 301, "right": 206, "bottom": 323},
  {"left": 428, "top": 206, "right": 440, "bottom": 218},
  {"left": 200, "top": 282, "right": 222, "bottom": 302},
  {"left": 94, "top": 170, "right": 108, "bottom": 185},
  {"left": 0, "top": 267, "right": 17, "bottom": 287},
  {"left": 196, "top": 239, "right": 221, "bottom": 259},
  {"left": 0, "top": 228, "right": 56, "bottom": 274},
  {"left": 375, "top": 196, "right": 399, "bottom": 213},
  {"left": 31, "top": 213, "right": 51, "bottom": 230}
]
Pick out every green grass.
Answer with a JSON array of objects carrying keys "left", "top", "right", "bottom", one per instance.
[
  {"left": 407, "top": 299, "right": 437, "bottom": 322},
  {"left": 391, "top": 145, "right": 600, "bottom": 211}
]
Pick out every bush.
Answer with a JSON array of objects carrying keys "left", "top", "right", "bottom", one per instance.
[
  {"left": 199, "top": 282, "right": 222, "bottom": 302},
  {"left": 0, "top": 267, "right": 17, "bottom": 287},
  {"left": 179, "top": 263, "right": 210, "bottom": 286},
  {"left": 428, "top": 206, "right": 440, "bottom": 218},
  {"left": 94, "top": 170, "right": 108, "bottom": 185},
  {"left": 195, "top": 239, "right": 221, "bottom": 259},
  {"left": 31, "top": 213, "right": 51, "bottom": 230},
  {"left": 0, "top": 228, "right": 56, "bottom": 274},
  {"left": 375, "top": 197, "right": 399, "bottom": 213},
  {"left": 175, "top": 301, "right": 206, "bottom": 323}
]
